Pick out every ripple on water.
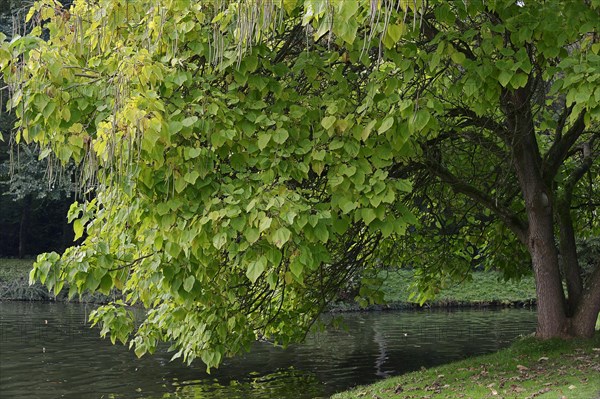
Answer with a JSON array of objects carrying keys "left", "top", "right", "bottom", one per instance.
[{"left": 0, "top": 302, "right": 536, "bottom": 399}]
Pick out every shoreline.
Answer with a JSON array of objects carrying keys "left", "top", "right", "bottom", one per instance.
[
  {"left": 332, "top": 332, "right": 600, "bottom": 399},
  {"left": 0, "top": 279, "right": 118, "bottom": 304},
  {"left": 1, "top": 259, "right": 537, "bottom": 309},
  {"left": 1, "top": 278, "right": 537, "bottom": 310},
  {"left": 328, "top": 298, "right": 536, "bottom": 312}
]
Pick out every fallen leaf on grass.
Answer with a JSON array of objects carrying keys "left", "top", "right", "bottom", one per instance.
[
  {"left": 517, "top": 364, "right": 529, "bottom": 371},
  {"left": 525, "top": 387, "right": 551, "bottom": 399},
  {"left": 510, "top": 384, "right": 526, "bottom": 393},
  {"left": 538, "top": 356, "right": 549, "bottom": 362},
  {"left": 568, "top": 385, "right": 576, "bottom": 390}
]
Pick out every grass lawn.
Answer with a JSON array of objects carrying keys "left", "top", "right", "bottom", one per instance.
[
  {"left": 332, "top": 333, "right": 600, "bottom": 399},
  {"left": 379, "top": 269, "right": 537, "bottom": 306},
  {"left": 0, "top": 258, "right": 35, "bottom": 281},
  {"left": 1, "top": 260, "right": 538, "bottom": 306},
  {"left": 0, "top": 258, "right": 114, "bottom": 302}
]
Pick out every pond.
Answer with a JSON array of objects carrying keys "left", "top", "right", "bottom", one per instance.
[{"left": 0, "top": 302, "right": 536, "bottom": 398}]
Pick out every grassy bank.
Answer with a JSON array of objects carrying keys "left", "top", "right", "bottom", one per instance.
[
  {"left": 333, "top": 333, "right": 600, "bottom": 399},
  {"left": 0, "top": 258, "right": 112, "bottom": 302},
  {"left": 0, "top": 258, "right": 35, "bottom": 281},
  {"left": 0, "top": 258, "right": 50, "bottom": 301},
  {"left": 2, "top": 259, "right": 537, "bottom": 307},
  {"left": 381, "top": 269, "right": 536, "bottom": 305},
  {"left": 331, "top": 269, "right": 537, "bottom": 311}
]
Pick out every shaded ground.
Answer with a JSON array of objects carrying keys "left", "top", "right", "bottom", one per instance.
[{"left": 333, "top": 333, "right": 600, "bottom": 399}]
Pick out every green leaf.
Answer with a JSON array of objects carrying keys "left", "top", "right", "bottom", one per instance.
[
  {"left": 99, "top": 274, "right": 113, "bottom": 294},
  {"left": 290, "top": 257, "right": 303, "bottom": 278},
  {"left": 313, "top": 224, "right": 329, "bottom": 243},
  {"left": 387, "top": 23, "right": 406, "bottom": 44},
  {"left": 411, "top": 109, "right": 430, "bottom": 132},
  {"left": 361, "top": 119, "right": 377, "bottom": 141},
  {"left": 168, "top": 121, "right": 182, "bottom": 134},
  {"left": 175, "top": 176, "right": 187, "bottom": 193},
  {"left": 272, "top": 128, "right": 289, "bottom": 144},
  {"left": 510, "top": 72, "right": 528, "bottom": 89},
  {"left": 212, "top": 232, "right": 227, "bottom": 250},
  {"left": 244, "top": 228, "right": 260, "bottom": 244},
  {"left": 378, "top": 117, "right": 394, "bottom": 134},
  {"left": 246, "top": 256, "right": 267, "bottom": 283},
  {"left": 183, "top": 275, "right": 195, "bottom": 292},
  {"left": 258, "top": 133, "right": 271, "bottom": 150},
  {"left": 321, "top": 116, "right": 336, "bottom": 130},
  {"left": 498, "top": 70, "right": 513, "bottom": 87},
  {"left": 336, "top": 19, "right": 358, "bottom": 44},
  {"left": 339, "top": 198, "right": 356, "bottom": 214},
  {"left": 73, "top": 219, "right": 84, "bottom": 240},
  {"left": 258, "top": 217, "right": 272, "bottom": 233},
  {"left": 361, "top": 208, "right": 377, "bottom": 225},
  {"left": 184, "top": 147, "right": 202, "bottom": 160},
  {"left": 266, "top": 247, "right": 282, "bottom": 266},
  {"left": 184, "top": 170, "right": 200, "bottom": 184},
  {"left": 272, "top": 227, "right": 291, "bottom": 248},
  {"left": 450, "top": 50, "right": 466, "bottom": 65}
]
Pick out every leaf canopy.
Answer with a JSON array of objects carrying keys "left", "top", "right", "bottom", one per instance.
[{"left": 1, "top": 0, "right": 599, "bottom": 367}]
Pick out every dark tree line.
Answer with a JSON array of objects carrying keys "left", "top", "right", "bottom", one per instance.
[{"left": 1, "top": 0, "right": 74, "bottom": 258}]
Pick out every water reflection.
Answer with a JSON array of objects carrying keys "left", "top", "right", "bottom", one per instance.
[{"left": 0, "top": 302, "right": 536, "bottom": 399}]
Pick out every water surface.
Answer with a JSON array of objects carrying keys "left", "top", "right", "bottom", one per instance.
[{"left": 0, "top": 302, "right": 536, "bottom": 398}]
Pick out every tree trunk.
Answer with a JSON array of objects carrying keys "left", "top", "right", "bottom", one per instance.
[
  {"left": 570, "top": 265, "right": 600, "bottom": 338},
  {"left": 61, "top": 198, "right": 73, "bottom": 251},
  {"left": 505, "top": 87, "right": 569, "bottom": 339},
  {"left": 556, "top": 202, "right": 583, "bottom": 315},
  {"left": 18, "top": 194, "right": 32, "bottom": 258},
  {"left": 527, "top": 208, "right": 569, "bottom": 338}
]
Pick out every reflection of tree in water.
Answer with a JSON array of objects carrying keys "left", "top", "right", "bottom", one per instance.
[
  {"left": 0, "top": 303, "right": 536, "bottom": 399},
  {"left": 373, "top": 327, "right": 391, "bottom": 378},
  {"left": 168, "top": 368, "right": 325, "bottom": 399}
]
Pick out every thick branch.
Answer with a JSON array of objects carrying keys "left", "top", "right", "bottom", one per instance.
[
  {"left": 108, "top": 253, "right": 155, "bottom": 272},
  {"left": 447, "top": 107, "right": 511, "bottom": 144},
  {"left": 572, "top": 259, "right": 600, "bottom": 337},
  {"left": 542, "top": 111, "right": 586, "bottom": 184},
  {"left": 421, "top": 158, "right": 527, "bottom": 243},
  {"left": 457, "top": 130, "right": 508, "bottom": 161},
  {"left": 556, "top": 138, "right": 597, "bottom": 313},
  {"left": 556, "top": 201, "right": 583, "bottom": 314}
]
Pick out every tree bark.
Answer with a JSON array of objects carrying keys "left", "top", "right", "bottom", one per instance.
[
  {"left": 556, "top": 198, "right": 583, "bottom": 315},
  {"left": 526, "top": 206, "right": 569, "bottom": 338},
  {"left": 570, "top": 263, "right": 600, "bottom": 338},
  {"left": 18, "top": 194, "right": 32, "bottom": 258},
  {"left": 504, "top": 87, "right": 569, "bottom": 339}
]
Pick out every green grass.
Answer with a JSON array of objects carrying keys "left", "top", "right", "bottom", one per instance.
[
  {"left": 332, "top": 333, "right": 600, "bottom": 399},
  {"left": 379, "top": 269, "right": 536, "bottom": 306},
  {"left": 0, "top": 258, "right": 113, "bottom": 302},
  {"left": 0, "top": 258, "right": 35, "bottom": 282}
]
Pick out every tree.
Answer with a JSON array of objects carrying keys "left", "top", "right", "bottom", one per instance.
[
  {"left": 1, "top": 0, "right": 598, "bottom": 369},
  {"left": 0, "top": 0, "right": 75, "bottom": 257}
]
